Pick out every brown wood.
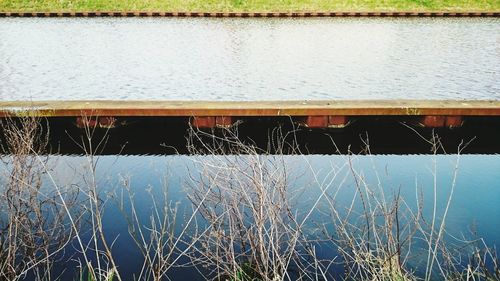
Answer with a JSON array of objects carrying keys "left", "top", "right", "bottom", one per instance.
[
  {"left": 0, "top": 11, "right": 498, "bottom": 17},
  {"left": 1, "top": 100, "right": 500, "bottom": 118}
]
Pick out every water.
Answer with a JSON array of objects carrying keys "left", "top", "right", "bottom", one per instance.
[
  {"left": 2, "top": 153, "right": 498, "bottom": 279},
  {"left": 0, "top": 17, "right": 499, "bottom": 101},
  {"left": 1, "top": 17, "right": 499, "bottom": 279}
]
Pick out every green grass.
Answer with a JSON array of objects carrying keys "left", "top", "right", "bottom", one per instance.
[{"left": 0, "top": 0, "right": 499, "bottom": 12}]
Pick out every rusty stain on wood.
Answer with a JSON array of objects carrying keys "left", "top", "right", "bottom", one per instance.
[
  {"left": 419, "top": 115, "right": 465, "bottom": 128},
  {"left": 299, "top": 115, "right": 351, "bottom": 128},
  {"left": 190, "top": 116, "right": 235, "bottom": 128}
]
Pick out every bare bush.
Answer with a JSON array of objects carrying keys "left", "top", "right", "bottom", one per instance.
[
  {"left": 73, "top": 115, "right": 208, "bottom": 281},
  {"left": 117, "top": 172, "right": 210, "bottom": 281},
  {"left": 1, "top": 116, "right": 498, "bottom": 281},
  {"left": 184, "top": 126, "right": 499, "bottom": 281},
  {"left": 66, "top": 115, "right": 122, "bottom": 281},
  {"left": 184, "top": 127, "right": 331, "bottom": 280},
  {"left": 0, "top": 116, "right": 80, "bottom": 281}
]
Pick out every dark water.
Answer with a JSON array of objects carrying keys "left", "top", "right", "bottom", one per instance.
[
  {"left": 0, "top": 17, "right": 499, "bottom": 101},
  {"left": 12, "top": 153, "right": 498, "bottom": 280}
]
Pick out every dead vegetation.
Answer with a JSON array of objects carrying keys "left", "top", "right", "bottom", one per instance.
[
  {"left": 0, "top": 117, "right": 498, "bottom": 281},
  {"left": 0, "top": 116, "right": 81, "bottom": 281}
]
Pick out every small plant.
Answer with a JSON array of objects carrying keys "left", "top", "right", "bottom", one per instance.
[
  {"left": 75, "top": 265, "right": 116, "bottom": 281},
  {"left": 229, "top": 262, "right": 261, "bottom": 281}
]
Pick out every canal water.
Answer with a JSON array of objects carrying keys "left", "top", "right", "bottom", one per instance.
[
  {"left": 0, "top": 17, "right": 499, "bottom": 101},
  {"left": 1, "top": 152, "right": 497, "bottom": 280}
]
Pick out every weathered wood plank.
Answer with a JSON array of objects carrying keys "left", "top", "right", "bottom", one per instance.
[{"left": 1, "top": 100, "right": 500, "bottom": 117}]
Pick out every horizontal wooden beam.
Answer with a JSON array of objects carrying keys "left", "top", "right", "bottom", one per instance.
[
  {"left": 0, "top": 11, "right": 498, "bottom": 17},
  {"left": 1, "top": 100, "right": 500, "bottom": 117}
]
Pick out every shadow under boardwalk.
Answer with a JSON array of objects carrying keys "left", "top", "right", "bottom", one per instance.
[{"left": 1, "top": 116, "right": 499, "bottom": 155}]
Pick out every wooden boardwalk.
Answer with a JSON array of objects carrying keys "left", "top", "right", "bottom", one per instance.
[
  {"left": 1, "top": 100, "right": 500, "bottom": 128},
  {"left": 1, "top": 100, "right": 500, "bottom": 154},
  {"left": 1, "top": 100, "right": 500, "bottom": 116}
]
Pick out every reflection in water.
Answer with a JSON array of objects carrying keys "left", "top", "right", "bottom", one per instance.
[
  {"left": 1, "top": 153, "right": 497, "bottom": 279},
  {"left": 0, "top": 18, "right": 499, "bottom": 101}
]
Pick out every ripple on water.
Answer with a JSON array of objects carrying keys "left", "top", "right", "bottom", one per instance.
[{"left": 0, "top": 17, "right": 498, "bottom": 101}]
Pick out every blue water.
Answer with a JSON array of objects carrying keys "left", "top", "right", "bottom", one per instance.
[{"left": 29, "top": 153, "right": 499, "bottom": 279}]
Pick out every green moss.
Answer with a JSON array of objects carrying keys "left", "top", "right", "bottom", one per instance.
[
  {"left": 6, "top": 109, "right": 53, "bottom": 118},
  {"left": 0, "top": 0, "right": 498, "bottom": 12}
]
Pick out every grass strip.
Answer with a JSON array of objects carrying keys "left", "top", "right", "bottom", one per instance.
[{"left": 1, "top": 0, "right": 499, "bottom": 12}]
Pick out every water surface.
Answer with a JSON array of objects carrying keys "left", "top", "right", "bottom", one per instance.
[
  {"left": 0, "top": 18, "right": 498, "bottom": 101},
  {"left": 4, "top": 153, "right": 496, "bottom": 280}
]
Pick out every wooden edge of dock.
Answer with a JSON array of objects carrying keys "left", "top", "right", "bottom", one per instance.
[
  {"left": 1, "top": 100, "right": 500, "bottom": 117},
  {"left": 0, "top": 11, "right": 499, "bottom": 18}
]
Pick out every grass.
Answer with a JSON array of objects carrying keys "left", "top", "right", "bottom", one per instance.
[{"left": 0, "top": 0, "right": 498, "bottom": 12}]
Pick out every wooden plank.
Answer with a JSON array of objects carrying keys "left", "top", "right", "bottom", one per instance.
[
  {"left": 0, "top": 11, "right": 498, "bottom": 17},
  {"left": 0, "top": 100, "right": 500, "bottom": 117}
]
